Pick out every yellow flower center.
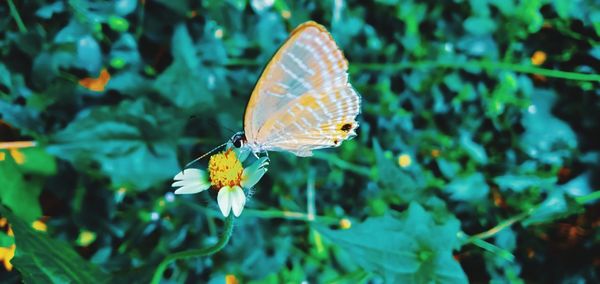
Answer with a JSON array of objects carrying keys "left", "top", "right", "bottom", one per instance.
[{"left": 208, "top": 149, "right": 243, "bottom": 188}]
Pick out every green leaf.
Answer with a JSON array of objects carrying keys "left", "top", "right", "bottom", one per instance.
[
  {"left": 18, "top": 147, "right": 58, "bottom": 176},
  {"left": 319, "top": 202, "right": 467, "bottom": 283},
  {"left": 46, "top": 99, "right": 184, "bottom": 190},
  {"left": 0, "top": 231, "right": 14, "bottom": 247},
  {"left": 108, "top": 15, "right": 130, "bottom": 32},
  {"left": 0, "top": 152, "right": 42, "bottom": 223},
  {"left": 154, "top": 24, "right": 215, "bottom": 110},
  {"left": 0, "top": 205, "right": 109, "bottom": 283}
]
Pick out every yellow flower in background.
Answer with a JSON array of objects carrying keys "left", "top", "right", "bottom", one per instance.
[
  {"left": 32, "top": 220, "right": 47, "bottom": 232},
  {"left": 0, "top": 220, "right": 14, "bottom": 271},
  {"left": 225, "top": 274, "right": 239, "bottom": 284},
  {"left": 9, "top": 149, "right": 25, "bottom": 164},
  {"left": 398, "top": 154, "right": 412, "bottom": 168},
  {"left": 172, "top": 146, "right": 269, "bottom": 217},
  {"left": 531, "top": 51, "right": 547, "bottom": 66},
  {"left": 339, "top": 218, "right": 352, "bottom": 229},
  {"left": 0, "top": 244, "right": 15, "bottom": 271}
]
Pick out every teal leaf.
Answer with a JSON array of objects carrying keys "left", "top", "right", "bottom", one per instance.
[
  {"left": 115, "top": 0, "right": 138, "bottom": 16},
  {"left": 0, "top": 99, "right": 41, "bottom": 132},
  {"left": 523, "top": 191, "right": 583, "bottom": 226},
  {"left": 444, "top": 173, "right": 490, "bottom": 202},
  {"left": 154, "top": 24, "right": 215, "bottom": 110},
  {"left": 110, "top": 33, "right": 141, "bottom": 65},
  {"left": 464, "top": 16, "right": 497, "bottom": 35},
  {"left": 319, "top": 202, "right": 467, "bottom": 283},
  {"left": 46, "top": 99, "right": 184, "bottom": 190},
  {"left": 459, "top": 131, "right": 488, "bottom": 164},
  {"left": 0, "top": 205, "right": 109, "bottom": 283},
  {"left": 0, "top": 63, "right": 11, "bottom": 94},
  {"left": 494, "top": 174, "right": 557, "bottom": 193},
  {"left": 520, "top": 90, "right": 577, "bottom": 165},
  {"left": 35, "top": 2, "right": 65, "bottom": 19},
  {"left": 54, "top": 20, "right": 102, "bottom": 74},
  {"left": 373, "top": 140, "right": 418, "bottom": 201},
  {"left": 560, "top": 172, "right": 593, "bottom": 197}
]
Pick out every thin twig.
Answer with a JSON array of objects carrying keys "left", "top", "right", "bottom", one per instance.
[
  {"left": 350, "top": 60, "right": 600, "bottom": 82},
  {"left": 0, "top": 141, "right": 37, "bottom": 149}
]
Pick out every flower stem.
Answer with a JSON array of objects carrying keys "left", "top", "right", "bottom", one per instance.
[
  {"left": 7, "top": 0, "right": 27, "bottom": 33},
  {"left": 224, "top": 57, "right": 600, "bottom": 82},
  {"left": 150, "top": 215, "right": 235, "bottom": 284},
  {"left": 464, "top": 211, "right": 530, "bottom": 243}
]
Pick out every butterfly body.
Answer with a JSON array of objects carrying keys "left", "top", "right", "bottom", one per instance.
[{"left": 237, "top": 21, "right": 361, "bottom": 157}]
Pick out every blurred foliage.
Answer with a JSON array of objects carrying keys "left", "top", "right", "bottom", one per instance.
[{"left": 1, "top": 0, "right": 600, "bottom": 283}]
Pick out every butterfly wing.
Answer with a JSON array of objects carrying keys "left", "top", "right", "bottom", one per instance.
[{"left": 244, "top": 21, "right": 361, "bottom": 156}]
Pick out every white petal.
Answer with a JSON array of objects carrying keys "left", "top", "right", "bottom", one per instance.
[
  {"left": 173, "top": 168, "right": 203, "bottom": 181},
  {"left": 230, "top": 186, "right": 246, "bottom": 217},
  {"left": 174, "top": 183, "right": 210, "bottom": 194},
  {"left": 217, "top": 186, "right": 232, "bottom": 217},
  {"left": 171, "top": 179, "right": 210, "bottom": 188}
]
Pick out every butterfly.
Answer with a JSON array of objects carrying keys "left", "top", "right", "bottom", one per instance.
[{"left": 229, "top": 21, "right": 361, "bottom": 157}]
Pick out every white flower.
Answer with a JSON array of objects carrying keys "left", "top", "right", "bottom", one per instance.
[
  {"left": 172, "top": 147, "right": 269, "bottom": 217},
  {"left": 172, "top": 169, "right": 210, "bottom": 194}
]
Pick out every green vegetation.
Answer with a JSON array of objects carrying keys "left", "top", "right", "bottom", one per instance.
[{"left": 1, "top": 0, "right": 599, "bottom": 283}]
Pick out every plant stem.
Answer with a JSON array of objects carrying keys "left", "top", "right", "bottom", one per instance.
[
  {"left": 464, "top": 189, "right": 600, "bottom": 249},
  {"left": 224, "top": 57, "right": 599, "bottom": 82},
  {"left": 242, "top": 208, "right": 340, "bottom": 224},
  {"left": 312, "top": 152, "right": 373, "bottom": 178},
  {"left": 0, "top": 141, "right": 37, "bottom": 149},
  {"left": 150, "top": 215, "right": 235, "bottom": 284},
  {"left": 7, "top": 0, "right": 27, "bottom": 33},
  {"left": 575, "top": 190, "right": 600, "bottom": 204},
  {"left": 465, "top": 211, "right": 531, "bottom": 243},
  {"left": 350, "top": 60, "right": 600, "bottom": 82}
]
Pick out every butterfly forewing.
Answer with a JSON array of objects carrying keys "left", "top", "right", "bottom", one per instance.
[{"left": 244, "top": 21, "right": 360, "bottom": 156}]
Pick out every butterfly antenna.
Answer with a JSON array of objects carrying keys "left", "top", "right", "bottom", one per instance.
[
  {"left": 222, "top": 125, "right": 238, "bottom": 136},
  {"left": 184, "top": 142, "right": 228, "bottom": 168}
]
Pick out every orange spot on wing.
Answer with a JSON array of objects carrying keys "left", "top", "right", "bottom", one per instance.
[
  {"left": 79, "top": 68, "right": 110, "bottom": 92},
  {"left": 298, "top": 95, "right": 319, "bottom": 109}
]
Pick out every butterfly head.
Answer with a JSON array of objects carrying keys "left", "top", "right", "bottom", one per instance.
[{"left": 231, "top": 131, "right": 247, "bottom": 148}]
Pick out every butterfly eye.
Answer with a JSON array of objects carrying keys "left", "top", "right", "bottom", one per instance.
[{"left": 232, "top": 132, "right": 246, "bottom": 148}]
